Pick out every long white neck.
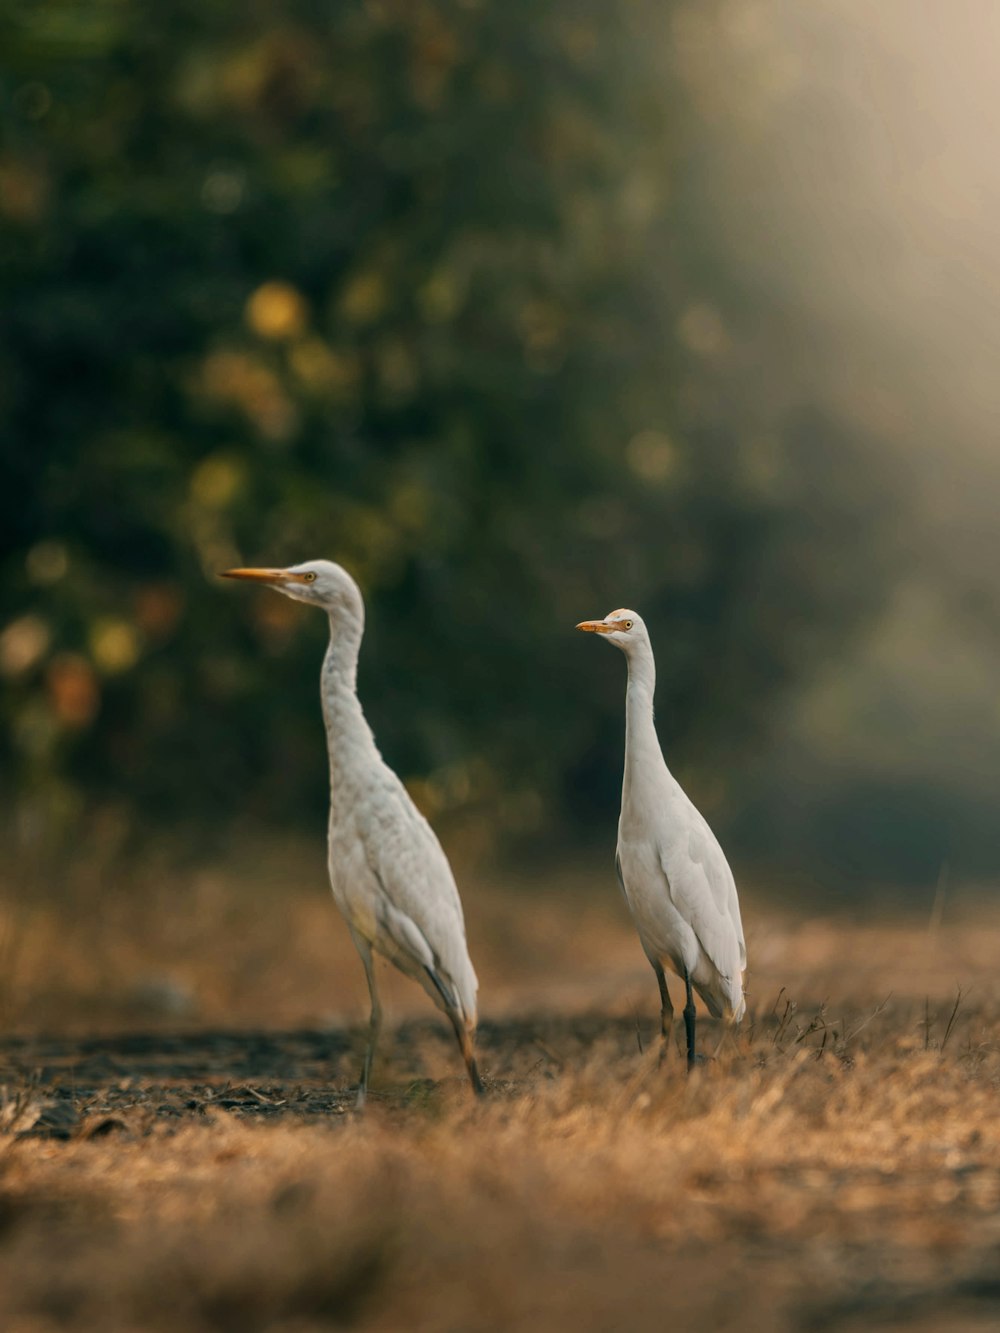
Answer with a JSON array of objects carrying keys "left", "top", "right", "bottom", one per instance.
[
  {"left": 319, "top": 613, "right": 378, "bottom": 783},
  {"left": 622, "top": 641, "right": 672, "bottom": 804}
]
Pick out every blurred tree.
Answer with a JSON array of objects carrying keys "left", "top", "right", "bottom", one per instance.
[{"left": 0, "top": 0, "right": 900, "bottom": 855}]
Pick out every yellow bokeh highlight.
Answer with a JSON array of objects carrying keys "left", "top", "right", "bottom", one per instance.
[
  {"left": 0, "top": 615, "right": 51, "bottom": 677},
  {"left": 418, "top": 270, "right": 463, "bottom": 323},
  {"left": 199, "top": 350, "right": 297, "bottom": 441},
  {"left": 90, "top": 619, "right": 141, "bottom": 675},
  {"left": 190, "top": 455, "right": 244, "bottom": 509},
  {"left": 289, "top": 338, "right": 361, "bottom": 400},
  {"left": 626, "top": 430, "right": 677, "bottom": 484},
  {"left": 338, "top": 270, "right": 387, "bottom": 325},
  {"left": 26, "top": 541, "right": 69, "bottom": 585},
  {"left": 245, "top": 280, "right": 308, "bottom": 340}
]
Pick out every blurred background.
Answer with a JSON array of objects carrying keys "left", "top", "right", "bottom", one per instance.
[{"left": 2, "top": 0, "right": 1000, "bottom": 948}]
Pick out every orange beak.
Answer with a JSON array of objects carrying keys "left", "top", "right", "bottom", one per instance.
[
  {"left": 220, "top": 567, "right": 292, "bottom": 584},
  {"left": 576, "top": 619, "right": 614, "bottom": 634}
]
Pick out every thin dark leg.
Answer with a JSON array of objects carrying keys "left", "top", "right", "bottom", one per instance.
[
  {"left": 653, "top": 962, "right": 674, "bottom": 1063},
  {"left": 683, "top": 969, "right": 697, "bottom": 1072},
  {"left": 353, "top": 933, "right": 382, "bottom": 1109}
]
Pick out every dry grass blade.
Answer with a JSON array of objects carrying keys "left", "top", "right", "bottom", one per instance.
[
  {"left": 838, "top": 993, "right": 893, "bottom": 1051},
  {"left": 940, "top": 984, "right": 965, "bottom": 1051}
]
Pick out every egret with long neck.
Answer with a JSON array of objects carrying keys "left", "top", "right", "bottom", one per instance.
[
  {"left": 577, "top": 608, "right": 746, "bottom": 1068},
  {"left": 223, "top": 560, "right": 483, "bottom": 1103}
]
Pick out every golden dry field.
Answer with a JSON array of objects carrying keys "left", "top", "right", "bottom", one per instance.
[{"left": 2, "top": 841, "right": 1000, "bottom": 1332}]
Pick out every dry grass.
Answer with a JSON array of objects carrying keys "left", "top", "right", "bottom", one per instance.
[{"left": 2, "top": 841, "right": 1000, "bottom": 1331}]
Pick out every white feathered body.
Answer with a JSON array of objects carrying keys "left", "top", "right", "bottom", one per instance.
[
  {"left": 616, "top": 646, "right": 745, "bottom": 1022},
  {"left": 320, "top": 638, "right": 478, "bottom": 1031},
  {"left": 617, "top": 779, "right": 745, "bottom": 1021}
]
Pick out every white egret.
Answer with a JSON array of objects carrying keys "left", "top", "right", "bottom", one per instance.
[
  {"left": 576, "top": 609, "right": 746, "bottom": 1068},
  {"left": 223, "top": 560, "right": 483, "bottom": 1102}
]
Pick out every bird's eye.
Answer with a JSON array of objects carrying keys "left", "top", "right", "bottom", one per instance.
[
  {"left": 303, "top": 571, "right": 317, "bottom": 583},
  {"left": 623, "top": 620, "right": 633, "bottom": 630}
]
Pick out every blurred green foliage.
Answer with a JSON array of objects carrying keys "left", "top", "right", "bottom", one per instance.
[{"left": 1, "top": 0, "right": 902, "bottom": 863}]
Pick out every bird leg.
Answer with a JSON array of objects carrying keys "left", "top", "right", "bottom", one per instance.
[
  {"left": 683, "top": 969, "right": 697, "bottom": 1072},
  {"left": 353, "top": 932, "right": 382, "bottom": 1109},
  {"left": 653, "top": 962, "right": 674, "bottom": 1063}
]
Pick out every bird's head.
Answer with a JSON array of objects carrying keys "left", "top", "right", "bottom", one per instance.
[
  {"left": 221, "top": 559, "right": 364, "bottom": 627},
  {"left": 575, "top": 607, "right": 648, "bottom": 655}
]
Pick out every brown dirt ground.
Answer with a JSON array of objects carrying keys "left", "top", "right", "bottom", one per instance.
[{"left": 2, "top": 845, "right": 1000, "bottom": 1331}]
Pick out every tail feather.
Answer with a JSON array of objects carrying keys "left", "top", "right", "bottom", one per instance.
[
  {"left": 424, "top": 962, "right": 477, "bottom": 1031},
  {"left": 696, "top": 975, "right": 745, "bottom": 1024}
]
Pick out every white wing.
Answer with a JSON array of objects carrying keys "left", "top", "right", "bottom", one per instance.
[
  {"left": 658, "top": 804, "right": 745, "bottom": 1010},
  {"left": 356, "top": 767, "right": 479, "bottom": 1024}
]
